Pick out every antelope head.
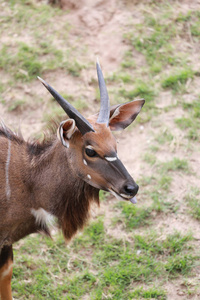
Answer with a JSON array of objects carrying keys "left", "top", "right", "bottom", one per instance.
[{"left": 38, "top": 62, "right": 144, "bottom": 204}]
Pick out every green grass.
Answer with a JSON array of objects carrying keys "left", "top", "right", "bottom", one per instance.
[
  {"left": 161, "top": 69, "right": 194, "bottom": 92},
  {"left": 165, "top": 254, "right": 195, "bottom": 277},
  {"left": 160, "top": 157, "right": 189, "bottom": 173},
  {"left": 124, "top": 20, "right": 176, "bottom": 67},
  {"left": 7, "top": 99, "right": 26, "bottom": 112},
  {"left": 185, "top": 187, "right": 200, "bottom": 220},
  {"left": 113, "top": 202, "right": 152, "bottom": 229},
  {"left": 143, "top": 153, "right": 157, "bottom": 165},
  {"left": 0, "top": 42, "right": 64, "bottom": 81},
  {"left": 12, "top": 226, "right": 197, "bottom": 299},
  {"left": 158, "top": 175, "right": 172, "bottom": 191},
  {"left": 117, "top": 80, "right": 157, "bottom": 124},
  {"left": 175, "top": 99, "right": 200, "bottom": 141},
  {"left": 127, "top": 287, "right": 167, "bottom": 299},
  {"left": 66, "top": 60, "right": 85, "bottom": 77},
  {"left": 119, "top": 81, "right": 155, "bottom": 103},
  {"left": 155, "top": 129, "right": 174, "bottom": 145}
]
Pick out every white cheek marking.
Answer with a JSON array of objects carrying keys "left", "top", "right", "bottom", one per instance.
[
  {"left": 105, "top": 156, "right": 117, "bottom": 162},
  {"left": 83, "top": 159, "right": 87, "bottom": 166},
  {"left": 87, "top": 174, "right": 91, "bottom": 180},
  {"left": 5, "top": 139, "right": 11, "bottom": 200},
  {"left": 31, "top": 208, "right": 55, "bottom": 228},
  {"left": 1, "top": 263, "right": 13, "bottom": 279}
]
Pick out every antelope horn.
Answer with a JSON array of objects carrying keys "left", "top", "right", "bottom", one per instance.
[
  {"left": 38, "top": 77, "right": 94, "bottom": 135},
  {"left": 96, "top": 60, "right": 110, "bottom": 126}
]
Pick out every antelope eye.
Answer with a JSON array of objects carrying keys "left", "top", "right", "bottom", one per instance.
[{"left": 85, "top": 147, "right": 97, "bottom": 157}]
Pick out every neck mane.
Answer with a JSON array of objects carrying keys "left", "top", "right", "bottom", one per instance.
[
  {"left": 0, "top": 125, "right": 100, "bottom": 242},
  {"left": 27, "top": 133, "right": 100, "bottom": 241}
]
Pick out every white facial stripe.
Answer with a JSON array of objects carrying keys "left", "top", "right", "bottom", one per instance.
[
  {"left": 83, "top": 159, "right": 87, "bottom": 166},
  {"left": 5, "top": 139, "right": 11, "bottom": 200},
  {"left": 87, "top": 174, "right": 91, "bottom": 180},
  {"left": 1, "top": 263, "right": 13, "bottom": 279},
  {"left": 105, "top": 156, "right": 117, "bottom": 162},
  {"left": 31, "top": 208, "right": 55, "bottom": 228}
]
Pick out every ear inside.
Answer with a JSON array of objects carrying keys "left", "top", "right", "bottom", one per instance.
[
  {"left": 57, "top": 119, "right": 76, "bottom": 148},
  {"left": 109, "top": 99, "right": 145, "bottom": 131}
]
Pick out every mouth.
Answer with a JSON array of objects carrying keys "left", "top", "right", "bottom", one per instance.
[{"left": 109, "top": 189, "right": 137, "bottom": 204}]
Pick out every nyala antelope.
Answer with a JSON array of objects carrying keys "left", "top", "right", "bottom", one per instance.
[{"left": 0, "top": 62, "right": 145, "bottom": 299}]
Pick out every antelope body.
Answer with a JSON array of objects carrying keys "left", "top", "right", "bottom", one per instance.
[{"left": 0, "top": 62, "right": 144, "bottom": 299}]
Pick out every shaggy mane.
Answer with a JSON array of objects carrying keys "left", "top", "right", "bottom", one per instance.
[{"left": 0, "top": 124, "right": 57, "bottom": 157}]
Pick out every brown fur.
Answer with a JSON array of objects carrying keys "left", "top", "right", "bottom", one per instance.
[
  {"left": 0, "top": 246, "right": 13, "bottom": 300},
  {"left": 0, "top": 97, "right": 144, "bottom": 298},
  {"left": 0, "top": 125, "right": 102, "bottom": 299},
  {"left": 0, "top": 260, "right": 13, "bottom": 300},
  {"left": 0, "top": 126, "right": 99, "bottom": 250}
]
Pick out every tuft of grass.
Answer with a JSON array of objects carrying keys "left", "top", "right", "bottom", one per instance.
[
  {"left": 125, "top": 20, "right": 176, "bottom": 67},
  {"left": 119, "top": 81, "right": 155, "bottom": 103},
  {"left": 158, "top": 175, "right": 172, "bottom": 191},
  {"left": 134, "top": 233, "right": 164, "bottom": 255},
  {"left": 191, "top": 23, "right": 200, "bottom": 37},
  {"left": 175, "top": 117, "right": 193, "bottom": 129},
  {"left": 143, "top": 153, "right": 157, "bottom": 165},
  {"left": 176, "top": 118, "right": 199, "bottom": 140},
  {"left": 175, "top": 100, "right": 200, "bottom": 141},
  {"left": 66, "top": 270, "right": 97, "bottom": 298},
  {"left": 66, "top": 60, "right": 85, "bottom": 77},
  {"left": 121, "top": 50, "right": 136, "bottom": 69},
  {"left": 160, "top": 157, "right": 189, "bottom": 173},
  {"left": 150, "top": 191, "right": 174, "bottom": 213},
  {"left": 0, "top": 42, "right": 64, "bottom": 81},
  {"left": 155, "top": 129, "right": 174, "bottom": 145},
  {"left": 84, "top": 219, "right": 105, "bottom": 244},
  {"left": 161, "top": 69, "right": 194, "bottom": 92},
  {"left": 165, "top": 254, "right": 195, "bottom": 277},
  {"left": 176, "top": 11, "right": 192, "bottom": 22},
  {"left": 114, "top": 202, "right": 152, "bottom": 229},
  {"left": 73, "top": 219, "right": 105, "bottom": 249},
  {"left": 185, "top": 187, "right": 200, "bottom": 220},
  {"left": 128, "top": 287, "right": 167, "bottom": 299},
  {"left": 7, "top": 99, "right": 26, "bottom": 112},
  {"left": 103, "top": 251, "right": 163, "bottom": 286},
  {"left": 163, "top": 232, "right": 193, "bottom": 254}
]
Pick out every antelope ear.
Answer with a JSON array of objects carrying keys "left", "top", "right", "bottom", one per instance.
[
  {"left": 57, "top": 119, "right": 76, "bottom": 148},
  {"left": 109, "top": 99, "right": 145, "bottom": 131}
]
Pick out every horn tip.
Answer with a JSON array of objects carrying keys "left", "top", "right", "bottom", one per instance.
[
  {"left": 37, "top": 76, "right": 48, "bottom": 88},
  {"left": 96, "top": 57, "right": 101, "bottom": 68}
]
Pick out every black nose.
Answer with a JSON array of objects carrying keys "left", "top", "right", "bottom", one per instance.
[{"left": 124, "top": 184, "right": 139, "bottom": 197}]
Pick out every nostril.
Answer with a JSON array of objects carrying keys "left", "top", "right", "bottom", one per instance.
[{"left": 124, "top": 184, "right": 139, "bottom": 196}]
